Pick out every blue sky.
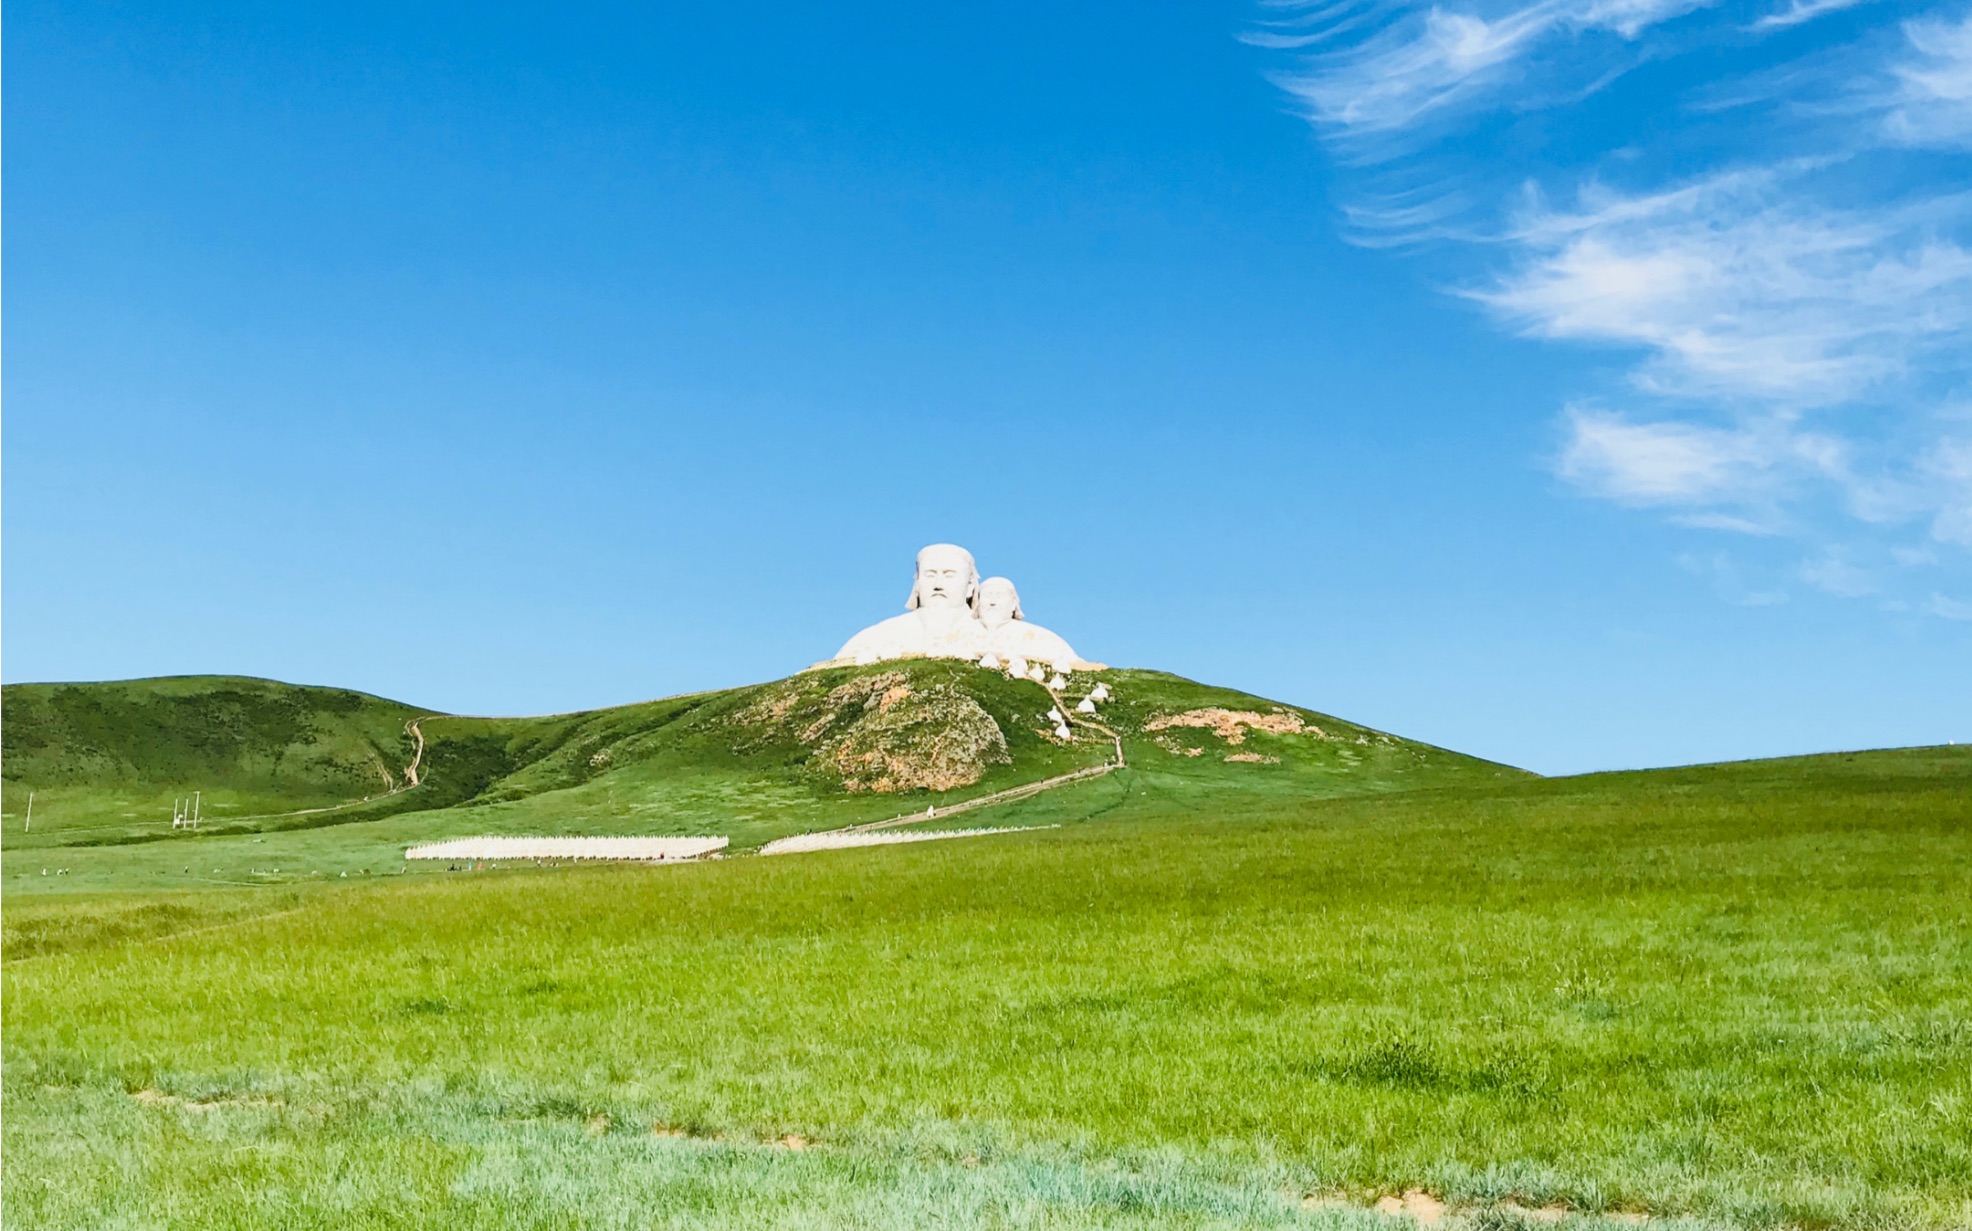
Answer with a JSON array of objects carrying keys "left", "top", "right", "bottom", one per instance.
[{"left": 6, "top": 0, "right": 1968, "bottom": 774}]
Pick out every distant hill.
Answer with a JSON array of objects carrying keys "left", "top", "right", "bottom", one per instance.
[
  {"left": 1, "top": 664, "right": 1524, "bottom": 859},
  {"left": 3, "top": 676, "right": 426, "bottom": 822}
]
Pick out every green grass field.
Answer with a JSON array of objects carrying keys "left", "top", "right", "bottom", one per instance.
[{"left": 4, "top": 673, "right": 1968, "bottom": 1229}]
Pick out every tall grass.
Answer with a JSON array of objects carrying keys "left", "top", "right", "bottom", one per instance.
[{"left": 5, "top": 749, "right": 1969, "bottom": 1228}]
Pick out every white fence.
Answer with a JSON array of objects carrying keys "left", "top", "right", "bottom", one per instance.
[
  {"left": 760, "top": 825, "right": 1057, "bottom": 856},
  {"left": 404, "top": 836, "right": 728, "bottom": 863}
]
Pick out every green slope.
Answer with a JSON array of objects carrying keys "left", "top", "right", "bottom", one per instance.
[
  {"left": 4, "top": 743, "right": 1968, "bottom": 1228},
  {"left": 1, "top": 677, "right": 429, "bottom": 848},
  {"left": 2, "top": 664, "right": 1522, "bottom": 890}
]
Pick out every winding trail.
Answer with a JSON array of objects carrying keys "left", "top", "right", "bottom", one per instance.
[
  {"left": 403, "top": 720, "right": 427, "bottom": 788},
  {"left": 1044, "top": 680, "right": 1126, "bottom": 768},
  {"left": 842, "top": 763, "right": 1122, "bottom": 834}
]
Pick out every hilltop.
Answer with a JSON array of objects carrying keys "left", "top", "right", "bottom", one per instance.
[
  {"left": 1, "top": 664, "right": 1521, "bottom": 891},
  {"left": 4, "top": 675, "right": 425, "bottom": 815}
]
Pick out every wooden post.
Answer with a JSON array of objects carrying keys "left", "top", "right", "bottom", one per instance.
[{"left": 23, "top": 792, "right": 32, "bottom": 833}]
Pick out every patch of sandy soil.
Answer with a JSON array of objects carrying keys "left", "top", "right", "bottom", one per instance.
[
  {"left": 649, "top": 1124, "right": 814, "bottom": 1151},
  {"left": 1144, "top": 708, "right": 1320, "bottom": 744},
  {"left": 1223, "top": 752, "right": 1280, "bottom": 764},
  {"left": 1301, "top": 1189, "right": 1648, "bottom": 1225},
  {"left": 131, "top": 1088, "right": 283, "bottom": 1111},
  {"left": 1374, "top": 1190, "right": 1448, "bottom": 1224}
]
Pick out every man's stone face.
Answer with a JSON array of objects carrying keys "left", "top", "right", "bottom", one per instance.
[
  {"left": 915, "top": 546, "right": 973, "bottom": 611},
  {"left": 976, "top": 580, "right": 1018, "bottom": 629}
]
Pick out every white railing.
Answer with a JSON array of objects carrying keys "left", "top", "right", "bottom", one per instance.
[
  {"left": 760, "top": 824, "right": 1057, "bottom": 856},
  {"left": 404, "top": 836, "right": 728, "bottom": 862}
]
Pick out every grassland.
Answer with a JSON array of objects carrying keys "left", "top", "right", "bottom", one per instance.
[{"left": 5, "top": 709, "right": 1968, "bottom": 1229}]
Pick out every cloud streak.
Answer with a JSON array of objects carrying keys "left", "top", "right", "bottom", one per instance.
[
  {"left": 1267, "top": 0, "right": 1719, "bottom": 138},
  {"left": 1749, "top": 0, "right": 1878, "bottom": 33},
  {"left": 1479, "top": 173, "right": 1972, "bottom": 404},
  {"left": 1557, "top": 406, "right": 1820, "bottom": 509},
  {"left": 1256, "top": 0, "right": 1972, "bottom": 613},
  {"left": 1887, "top": 12, "right": 1972, "bottom": 146}
]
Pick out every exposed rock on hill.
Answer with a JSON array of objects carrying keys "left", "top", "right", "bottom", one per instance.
[
  {"left": 1143, "top": 708, "right": 1320, "bottom": 744},
  {"left": 731, "top": 671, "right": 1010, "bottom": 793}
]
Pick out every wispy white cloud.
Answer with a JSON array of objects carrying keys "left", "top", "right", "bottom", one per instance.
[
  {"left": 1674, "top": 511, "right": 1785, "bottom": 534},
  {"left": 1254, "top": 0, "right": 1972, "bottom": 615},
  {"left": 1552, "top": 403, "right": 1906, "bottom": 537},
  {"left": 1557, "top": 406, "right": 1788, "bottom": 506},
  {"left": 1925, "top": 591, "right": 1972, "bottom": 618},
  {"left": 1798, "top": 551, "right": 1878, "bottom": 595},
  {"left": 1677, "top": 551, "right": 1791, "bottom": 604},
  {"left": 1926, "top": 436, "right": 1972, "bottom": 544},
  {"left": 1268, "top": 0, "right": 1717, "bottom": 137},
  {"left": 1887, "top": 12, "right": 1972, "bottom": 146},
  {"left": 1556, "top": 401, "right": 1972, "bottom": 559},
  {"left": 1478, "top": 173, "right": 1972, "bottom": 404},
  {"left": 1750, "top": 0, "right": 1878, "bottom": 33}
]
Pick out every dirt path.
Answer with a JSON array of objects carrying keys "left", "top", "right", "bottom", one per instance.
[
  {"left": 404, "top": 719, "right": 427, "bottom": 787},
  {"left": 1044, "top": 681, "right": 1126, "bottom": 767},
  {"left": 844, "top": 763, "right": 1121, "bottom": 834}
]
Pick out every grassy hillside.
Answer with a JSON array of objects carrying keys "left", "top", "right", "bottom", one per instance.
[
  {"left": 0, "top": 677, "right": 429, "bottom": 847},
  {"left": 2, "top": 664, "right": 1520, "bottom": 891},
  {"left": 4, "top": 745, "right": 1968, "bottom": 1229},
  {"left": 3, "top": 675, "right": 426, "bottom": 790}
]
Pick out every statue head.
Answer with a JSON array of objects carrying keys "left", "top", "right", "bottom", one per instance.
[
  {"left": 906, "top": 543, "right": 978, "bottom": 612},
  {"left": 975, "top": 576, "right": 1023, "bottom": 629}
]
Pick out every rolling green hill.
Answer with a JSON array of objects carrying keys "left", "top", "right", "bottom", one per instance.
[
  {"left": 1, "top": 663, "right": 1522, "bottom": 890},
  {"left": 2, "top": 675, "right": 425, "bottom": 793},
  {"left": 1, "top": 676, "right": 427, "bottom": 847},
  {"left": 4, "top": 669, "right": 1968, "bottom": 1228}
]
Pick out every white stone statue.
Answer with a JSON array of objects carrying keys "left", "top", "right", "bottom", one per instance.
[
  {"left": 974, "top": 576, "right": 1084, "bottom": 669},
  {"left": 975, "top": 576, "right": 1023, "bottom": 630},
  {"left": 832, "top": 544, "right": 989, "bottom": 665},
  {"left": 826, "top": 547, "right": 1099, "bottom": 670}
]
